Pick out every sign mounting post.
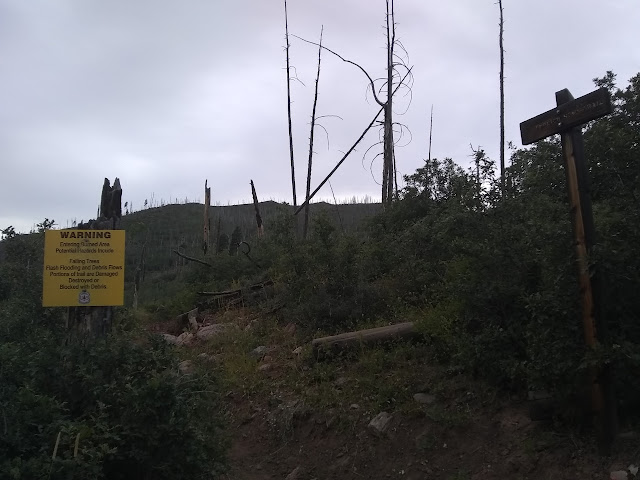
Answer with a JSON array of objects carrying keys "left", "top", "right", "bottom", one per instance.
[{"left": 520, "top": 87, "right": 616, "bottom": 455}]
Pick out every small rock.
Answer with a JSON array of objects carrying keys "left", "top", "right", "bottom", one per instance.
[
  {"left": 368, "top": 411, "right": 393, "bottom": 435},
  {"left": 629, "top": 465, "right": 638, "bottom": 476},
  {"left": 244, "top": 319, "right": 258, "bottom": 331},
  {"left": 284, "top": 322, "right": 297, "bottom": 335},
  {"left": 413, "top": 393, "right": 436, "bottom": 405},
  {"left": 250, "top": 345, "right": 267, "bottom": 359},
  {"left": 611, "top": 471, "right": 628, "bottom": 480},
  {"left": 176, "top": 332, "right": 195, "bottom": 346},
  {"left": 292, "top": 346, "right": 303, "bottom": 355},
  {"left": 161, "top": 333, "right": 178, "bottom": 345},
  {"left": 178, "top": 360, "right": 194, "bottom": 374},
  {"left": 257, "top": 363, "right": 271, "bottom": 372},
  {"left": 350, "top": 403, "right": 360, "bottom": 410},
  {"left": 329, "top": 456, "right": 351, "bottom": 472},
  {"left": 197, "top": 352, "right": 221, "bottom": 363},
  {"left": 196, "top": 323, "right": 235, "bottom": 340},
  {"left": 334, "top": 376, "right": 349, "bottom": 387},
  {"left": 188, "top": 311, "right": 199, "bottom": 331},
  {"left": 285, "top": 466, "right": 302, "bottom": 480}
]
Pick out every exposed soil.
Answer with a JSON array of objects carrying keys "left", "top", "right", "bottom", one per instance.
[
  {"left": 221, "top": 378, "right": 637, "bottom": 480},
  {"left": 157, "top": 308, "right": 639, "bottom": 480}
]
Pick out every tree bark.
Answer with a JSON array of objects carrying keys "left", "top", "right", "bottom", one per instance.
[
  {"left": 250, "top": 180, "right": 264, "bottom": 238},
  {"left": 203, "top": 180, "right": 211, "bottom": 254},
  {"left": 303, "top": 26, "right": 323, "bottom": 239},
  {"left": 382, "top": 0, "right": 396, "bottom": 205},
  {"left": 499, "top": 0, "right": 505, "bottom": 197},
  {"left": 284, "top": 0, "right": 297, "bottom": 207},
  {"left": 312, "top": 322, "right": 416, "bottom": 355},
  {"left": 67, "top": 177, "right": 122, "bottom": 341}
]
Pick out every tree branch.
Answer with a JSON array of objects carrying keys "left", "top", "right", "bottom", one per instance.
[
  {"left": 293, "top": 68, "right": 412, "bottom": 215},
  {"left": 291, "top": 34, "right": 385, "bottom": 107},
  {"left": 172, "top": 250, "right": 212, "bottom": 267}
]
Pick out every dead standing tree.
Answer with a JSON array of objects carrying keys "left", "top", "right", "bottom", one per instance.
[
  {"left": 67, "top": 178, "right": 122, "bottom": 340},
  {"left": 303, "top": 26, "right": 324, "bottom": 239},
  {"left": 203, "top": 180, "right": 211, "bottom": 254},
  {"left": 284, "top": 0, "right": 297, "bottom": 207},
  {"left": 498, "top": 0, "right": 505, "bottom": 196},
  {"left": 250, "top": 180, "right": 264, "bottom": 238},
  {"left": 294, "top": 0, "right": 412, "bottom": 206},
  {"left": 294, "top": 67, "right": 412, "bottom": 216}
]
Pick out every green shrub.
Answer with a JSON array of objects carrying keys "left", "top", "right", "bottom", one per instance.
[{"left": 0, "top": 234, "right": 228, "bottom": 479}]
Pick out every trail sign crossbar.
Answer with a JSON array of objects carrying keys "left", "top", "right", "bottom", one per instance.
[{"left": 520, "top": 87, "right": 612, "bottom": 145}]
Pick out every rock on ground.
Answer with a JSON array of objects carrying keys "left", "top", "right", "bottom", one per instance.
[
  {"left": 196, "top": 323, "right": 236, "bottom": 340},
  {"left": 413, "top": 393, "right": 436, "bottom": 405},
  {"left": 368, "top": 412, "right": 393, "bottom": 435}
]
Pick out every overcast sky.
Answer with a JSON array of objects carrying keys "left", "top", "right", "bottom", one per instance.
[{"left": 1, "top": 0, "right": 639, "bottom": 233}]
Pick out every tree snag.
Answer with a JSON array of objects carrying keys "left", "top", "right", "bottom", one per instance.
[
  {"left": 498, "top": 0, "right": 505, "bottom": 197},
  {"left": 303, "top": 26, "right": 324, "bottom": 239},
  {"left": 203, "top": 180, "right": 211, "bottom": 254},
  {"left": 284, "top": 0, "right": 297, "bottom": 207},
  {"left": 250, "top": 179, "right": 264, "bottom": 238}
]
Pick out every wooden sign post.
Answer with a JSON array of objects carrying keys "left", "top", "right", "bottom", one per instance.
[{"left": 520, "top": 87, "right": 616, "bottom": 454}]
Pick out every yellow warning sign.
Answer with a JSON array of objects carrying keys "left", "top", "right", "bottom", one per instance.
[{"left": 43, "top": 230, "right": 125, "bottom": 307}]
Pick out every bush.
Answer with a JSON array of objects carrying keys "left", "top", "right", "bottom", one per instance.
[{"left": 0, "top": 234, "right": 227, "bottom": 479}]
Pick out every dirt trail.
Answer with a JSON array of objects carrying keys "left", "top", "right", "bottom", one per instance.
[{"left": 159, "top": 308, "right": 638, "bottom": 480}]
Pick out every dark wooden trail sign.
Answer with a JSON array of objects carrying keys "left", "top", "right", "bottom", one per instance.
[
  {"left": 520, "top": 87, "right": 616, "bottom": 455},
  {"left": 520, "top": 87, "right": 612, "bottom": 145}
]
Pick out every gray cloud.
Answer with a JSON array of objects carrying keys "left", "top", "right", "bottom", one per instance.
[{"left": 1, "top": 0, "right": 639, "bottom": 232}]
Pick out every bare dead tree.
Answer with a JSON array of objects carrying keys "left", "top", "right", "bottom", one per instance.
[
  {"left": 294, "top": 67, "right": 412, "bottom": 215},
  {"left": 293, "top": 0, "right": 412, "bottom": 206},
  {"left": 428, "top": 104, "right": 434, "bottom": 163},
  {"left": 172, "top": 250, "right": 212, "bottom": 268},
  {"left": 303, "top": 26, "right": 324, "bottom": 239},
  {"left": 382, "top": 0, "right": 395, "bottom": 204},
  {"left": 250, "top": 179, "right": 264, "bottom": 238},
  {"left": 284, "top": 0, "right": 297, "bottom": 207},
  {"left": 498, "top": 0, "right": 505, "bottom": 197},
  {"left": 203, "top": 180, "right": 210, "bottom": 255}
]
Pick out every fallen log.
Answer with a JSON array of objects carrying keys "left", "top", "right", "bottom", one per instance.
[
  {"left": 197, "top": 288, "right": 242, "bottom": 297},
  {"left": 197, "top": 280, "right": 274, "bottom": 297},
  {"left": 172, "top": 250, "right": 212, "bottom": 267},
  {"left": 311, "top": 322, "right": 416, "bottom": 355}
]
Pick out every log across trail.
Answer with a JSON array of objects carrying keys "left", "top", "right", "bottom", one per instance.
[{"left": 311, "top": 322, "right": 416, "bottom": 355}]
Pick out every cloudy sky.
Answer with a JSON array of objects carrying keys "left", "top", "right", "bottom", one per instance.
[{"left": 1, "top": 0, "right": 639, "bottom": 233}]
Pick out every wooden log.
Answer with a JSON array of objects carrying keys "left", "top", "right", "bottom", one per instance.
[
  {"left": 311, "top": 322, "right": 416, "bottom": 354},
  {"left": 197, "top": 280, "right": 273, "bottom": 297}
]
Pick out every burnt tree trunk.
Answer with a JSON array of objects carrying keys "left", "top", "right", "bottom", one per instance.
[
  {"left": 67, "top": 177, "right": 122, "bottom": 341},
  {"left": 284, "top": 0, "right": 297, "bottom": 207},
  {"left": 250, "top": 180, "right": 264, "bottom": 238},
  {"left": 303, "top": 26, "right": 323, "bottom": 239},
  {"left": 498, "top": 0, "right": 505, "bottom": 197},
  {"left": 382, "top": 0, "right": 396, "bottom": 205},
  {"left": 203, "top": 180, "right": 211, "bottom": 254}
]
